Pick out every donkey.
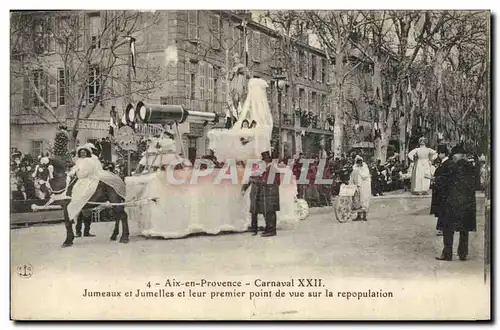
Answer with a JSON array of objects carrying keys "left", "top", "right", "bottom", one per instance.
[{"left": 45, "top": 158, "right": 129, "bottom": 247}]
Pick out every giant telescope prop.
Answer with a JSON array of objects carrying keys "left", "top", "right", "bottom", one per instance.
[
  {"left": 132, "top": 101, "right": 220, "bottom": 126},
  {"left": 115, "top": 102, "right": 220, "bottom": 174}
]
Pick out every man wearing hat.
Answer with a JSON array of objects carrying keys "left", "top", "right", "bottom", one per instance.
[
  {"left": 430, "top": 144, "right": 453, "bottom": 236},
  {"left": 242, "top": 151, "right": 280, "bottom": 237},
  {"left": 436, "top": 144, "right": 477, "bottom": 261}
]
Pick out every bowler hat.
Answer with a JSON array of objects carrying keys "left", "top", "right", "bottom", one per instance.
[
  {"left": 436, "top": 144, "right": 448, "bottom": 155},
  {"left": 450, "top": 144, "right": 466, "bottom": 156}
]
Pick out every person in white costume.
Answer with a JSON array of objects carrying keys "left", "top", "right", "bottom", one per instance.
[
  {"left": 153, "top": 131, "right": 187, "bottom": 169},
  {"left": 350, "top": 155, "right": 372, "bottom": 222},
  {"left": 137, "top": 136, "right": 159, "bottom": 173},
  {"left": 136, "top": 132, "right": 186, "bottom": 173},
  {"left": 66, "top": 143, "right": 126, "bottom": 222},
  {"left": 408, "top": 137, "right": 437, "bottom": 195}
]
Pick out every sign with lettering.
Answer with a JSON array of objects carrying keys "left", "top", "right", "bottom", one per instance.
[
  {"left": 189, "top": 123, "right": 204, "bottom": 137},
  {"left": 65, "top": 119, "right": 109, "bottom": 131}
]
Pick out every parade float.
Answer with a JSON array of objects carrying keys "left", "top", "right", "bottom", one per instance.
[
  {"left": 120, "top": 78, "right": 308, "bottom": 239},
  {"left": 29, "top": 77, "right": 308, "bottom": 242}
]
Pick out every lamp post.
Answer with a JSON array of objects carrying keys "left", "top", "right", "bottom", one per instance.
[{"left": 271, "top": 66, "right": 287, "bottom": 160}]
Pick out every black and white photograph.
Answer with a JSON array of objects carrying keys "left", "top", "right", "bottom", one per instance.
[{"left": 8, "top": 7, "right": 491, "bottom": 320}]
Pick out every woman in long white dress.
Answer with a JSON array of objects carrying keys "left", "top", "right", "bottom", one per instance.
[
  {"left": 408, "top": 137, "right": 437, "bottom": 195},
  {"left": 349, "top": 155, "right": 371, "bottom": 221}
]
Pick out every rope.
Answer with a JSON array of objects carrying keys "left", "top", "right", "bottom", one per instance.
[{"left": 85, "top": 197, "right": 158, "bottom": 207}]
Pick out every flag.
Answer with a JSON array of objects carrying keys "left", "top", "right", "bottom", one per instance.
[{"left": 128, "top": 36, "right": 137, "bottom": 78}]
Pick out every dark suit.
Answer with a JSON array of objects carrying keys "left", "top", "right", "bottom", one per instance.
[
  {"left": 242, "top": 163, "right": 280, "bottom": 235},
  {"left": 430, "top": 158, "right": 453, "bottom": 229},
  {"left": 439, "top": 159, "right": 477, "bottom": 259}
]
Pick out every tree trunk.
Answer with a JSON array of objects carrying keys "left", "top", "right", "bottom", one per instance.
[
  {"left": 332, "top": 36, "right": 345, "bottom": 158},
  {"left": 333, "top": 104, "right": 344, "bottom": 158},
  {"left": 372, "top": 56, "right": 390, "bottom": 163}
]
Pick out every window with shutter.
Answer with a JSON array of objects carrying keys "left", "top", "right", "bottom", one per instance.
[
  {"left": 221, "top": 75, "right": 227, "bottom": 105},
  {"left": 299, "top": 88, "right": 305, "bottom": 109},
  {"left": 210, "top": 15, "right": 221, "bottom": 50},
  {"left": 57, "top": 69, "right": 66, "bottom": 106},
  {"left": 293, "top": 49, "right": 298, "bottom": 76},
  {"left": 187, "top": 11, "right": 199, "bottom": 42},
  {"left": 231, "top": 27, "right": 240, "bottom": 56},
  {"left": 48, "top": 72, "right": 57, "bottom": 108},
  {"left": 302, "top": 52, "right": 307, "bottom": 78},
  {"left": 47, "top": 17, "right": 56, "bottom": 53},
  {"left": 307, "top": 90, "right": 312, "bottom": 112},
  {"left": 311, "top": 55, "right": 316, "bottom": 80},
  {"left": 312, "top": 91, "right": 317, "bottom": 113},
  {"left": 199, "top": 63, "right": 205, "bottom": 101},
  {"left": 73, "top": 15, "right": 84, "bottom": 51},
  {"left": 252, "top": 31, "right": 260, "bottom": 62},
  {"left": 308, "top": 53, "right": 313, "bottom": 80},
  {"left": 90, "top": 15, "right": 101, "bottom": 49},
  {"left": 283, "top": 85, "right": 289, "bottom": 113},
  {"left": 33, "top": 18, "right": 45, "bottom": 54},
  {"left": 88, "top": 66, "right": 100, "bottom": 103},
  {"left": 32, "top": 70, "right": 47, "bottom": 107},
  {"left": 260, "top": 34, "right": 269, "bottom": 64},
  {"left": 185, "top": 71, "right": 191, "bottom": 101},
  {"left": 319, "top": 57, "right": 324, "bottom": 82},
  {"left": 208, "top": 64, "right": 214, "bottom": 103},
  {"left": 57, "top": 17, "right": 71, "bottom": 53},
  {"left": 31, "top": 140, "right": 43, "bottom": 157},
  {"left": 22, "top": 75, "right": 31, "bottom": 109}
]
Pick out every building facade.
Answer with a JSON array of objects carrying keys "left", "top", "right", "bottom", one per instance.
[{"left": 10, "top": 10, "right": 373, "bottom": 160}]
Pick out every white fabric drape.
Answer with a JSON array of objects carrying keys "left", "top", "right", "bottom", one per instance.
[{"left": 207, "top": 78, "right": 273, "bottom": 161}]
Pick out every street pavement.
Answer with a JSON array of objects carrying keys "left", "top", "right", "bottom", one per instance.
[{"left": 11, "top": 194, "right": 489, "bottom": 320}]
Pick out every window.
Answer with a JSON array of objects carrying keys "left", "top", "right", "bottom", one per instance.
[
  {"left": 308, "top": 91, "right": 313, "bottom": 110},
  {"left": 322, "top": 94, "right": 327, "bottom": 111},
  {"left": 31, "top": 140, "right": 43, "bottom": 157},
  {"left": 207, "top": 65, "right": 214, "bottom": 102},
  {"left": 299, "top": 88, "right": 305, "bottom": 109},
  {"left": 251, "top": 31, "right": 261, "bottom": 62},
  {"left": 33, "top": 18, "right": 55, "bottom": 54},
  {"left": 232, "top": 27, "right": 242, "bottom": 56},
  {"left": 260, "top": 34, "right": 270, "bottom": 63},
  {"left": 199, "top": 64, "right": 206, "bottom": 101},
  {"left": 306, "top": 53, "right": 312, "bottom": 79},
  {"left": 190, "top": 73, "right": 196, "bottom": 100},
  {"left": 58, "top": 69, "right": 66, "bottom": 106},
  {"left": 283, "top": 85, "right": 289, "bottom": 113},
  {"left": 221, "top": 76, "right": 226, "bottom": 105},
  {"left": 312, "top": 91, "right": 317, "bottom": 112},
  {"left": 72, "top": 15, "right": 84, "bottom": 51},
  {"left": 214, "top": 77, "right": 218, "bottom": 103},
  {"left": 209, "top": 15, "right": 221, "bottom": 50},
  {"left": 298, "top": 51, "right": 305, "bottom": 77},
  {"left": 187, "top": 11, "right": 199, "bottom": 41},
  {"left": 90, "top": 15, "right": 101, "bottom": 49},
  {"left": 32, "top": 70, "right": 47, "bottom": 107},
  {"left": 311, "top": 55, "right": 317, "bottom": 81},
  {"left": 321, "top": 58, "right": 326, "bottom": 83},
  {"left": 88, "top": 66, "right": 100, "bottom": 103}
]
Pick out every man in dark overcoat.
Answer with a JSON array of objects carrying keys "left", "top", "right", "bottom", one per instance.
[
  {"left": 436, "top": 144, "right": 477, "bottom": 261},
  {"left": 430, "top": 144, "right": 453, "bottom": 236},
  {"left": 242, "top": 152, "right": 280, "bottom": 237}
]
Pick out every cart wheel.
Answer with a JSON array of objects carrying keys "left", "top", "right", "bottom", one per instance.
[{"left": 335, "top": 196, "right": 353, "bottom": 223}]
